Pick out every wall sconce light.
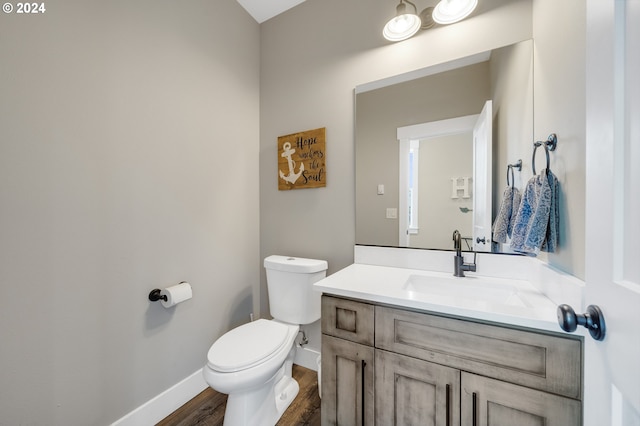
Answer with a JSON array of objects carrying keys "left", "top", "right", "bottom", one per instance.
[
  {"left": 432, "top": 0, "right": 478, "bottom": 24},
  {"left": 382, "top": 0, "right": 422, "bottom": 42},
  {"left": 383, "top": 0, "right": 478, "bottom": 42}
]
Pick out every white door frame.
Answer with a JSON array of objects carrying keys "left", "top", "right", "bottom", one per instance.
[{"left": 397, "top": 114, "right": 479, "bottom": 247}]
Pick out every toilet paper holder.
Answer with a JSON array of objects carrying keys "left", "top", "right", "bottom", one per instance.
[
  {"left": 148, "top": 281, "right": 192, "bottom": 307},
  {"left": 148, "top": 288, "right": 167, "bottom": 302}
]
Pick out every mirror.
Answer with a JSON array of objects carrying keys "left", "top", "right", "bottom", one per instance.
[{"left": 355, "top": 39, "right": 533, "bottom": 253}]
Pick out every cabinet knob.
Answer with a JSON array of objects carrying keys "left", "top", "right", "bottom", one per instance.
[{"left": 557, "top": 304, "right": 606, "bottom": 341}]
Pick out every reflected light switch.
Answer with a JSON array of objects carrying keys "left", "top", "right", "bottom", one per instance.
[{"left": 377, "top": 184, "right": 385, "bottom": 195}]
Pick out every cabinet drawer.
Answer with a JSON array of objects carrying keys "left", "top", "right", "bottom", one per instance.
[
  {"left": 375, "top": 306, "right": 582, "bottom": 399},
  {"left": 322, "top": 296, "right": 375, "bottom": 345}
]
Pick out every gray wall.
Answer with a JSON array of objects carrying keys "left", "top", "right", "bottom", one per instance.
[
  {"left": 260, "top": 0, "right": 587, "bottom": 316},
  {"left": 259, "top": 0, "right": 533, "bottom": 353},
  {"left": 533, "top": 0, "right": 586, "bottom": 278},
  {"left": 0, "top": 0, "right": 587, "bottom": 423},
  {"left": 0, "top": 1, "right": 260, "bottom": 424},
  {"left": 491, "top": 39, "right": 535, "bottom": 225}
]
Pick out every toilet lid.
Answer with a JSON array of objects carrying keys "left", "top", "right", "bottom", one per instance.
[{"left": 207, "top": 319, "right": 290, "bottom": 373}]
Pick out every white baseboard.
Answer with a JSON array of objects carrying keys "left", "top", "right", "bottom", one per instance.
[
  {"left": 110, "top": 368, "right": 208, "bottom": 426},
  {"left": 294, "top": 345, "right": 321, "bottom": 372},
  {"left": 111, "top": 351, "right": 321, "bottom": 426}
]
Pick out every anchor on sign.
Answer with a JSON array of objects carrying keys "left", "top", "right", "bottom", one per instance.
[{"left": 279, "top": 142, "right": 304, "bottom": 184}]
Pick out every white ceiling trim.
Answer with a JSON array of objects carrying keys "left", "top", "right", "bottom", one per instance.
[{"left": 236, "top": 0, "right": 307, "bottom": 23}]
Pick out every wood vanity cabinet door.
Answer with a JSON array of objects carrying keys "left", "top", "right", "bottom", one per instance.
[
  {"left": 461, "top": 373, "right": 581, "bottom": 426},
  {"left": 321, "top": 334, "right": 375, "bottom": 426},
  {"left": 375, "top": 350, "right": 460, "bottom": 426}
]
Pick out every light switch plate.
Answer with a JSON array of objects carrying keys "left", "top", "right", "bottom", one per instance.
[{"left": 386, "top": 208, "right": 397, "bottom": 219}]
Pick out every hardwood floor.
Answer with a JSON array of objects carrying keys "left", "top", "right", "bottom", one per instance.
[{"left": 156, "top": 365, "right": 321, "bottom": 426}]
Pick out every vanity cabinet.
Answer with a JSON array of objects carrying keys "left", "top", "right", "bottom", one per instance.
[
  {"left": 321, "top": 295, "right": 582, "bottom": 426},
  {"left": 321, "top": 296, "right": 375, "bottom": 426}
]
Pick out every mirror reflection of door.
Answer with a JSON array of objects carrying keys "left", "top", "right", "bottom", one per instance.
[
  {"left": 472, "top": 100, "right": 493, "bottom": 252},
  {"left": 398, "top": 112, "right": 489, "bottom": 250}
]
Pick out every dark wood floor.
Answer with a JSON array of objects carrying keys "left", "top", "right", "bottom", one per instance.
[{"left": 156, "top": 365, "right": 321, "bottom": 426}]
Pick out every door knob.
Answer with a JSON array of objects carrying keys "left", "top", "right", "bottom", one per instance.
[
  {"left": 557, "top": 304, "right": 606, "bottom": 341},
  {"left": 476, "top": 237, "right": 486, "bottom": 244}
]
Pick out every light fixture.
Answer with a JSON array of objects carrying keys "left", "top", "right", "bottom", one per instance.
[
  {"left": 432, "top": 0, "right": 478, "bottom": 24},
  {"left": 383, "top": 0, "right": 478, "bottom": 42},
  {"left": 383, "top": 0, "right": 422, "bottom": 42}
]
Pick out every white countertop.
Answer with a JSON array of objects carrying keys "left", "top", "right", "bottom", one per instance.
[{"left": 314, "top": 263, "right": 566, "bottom": 334}]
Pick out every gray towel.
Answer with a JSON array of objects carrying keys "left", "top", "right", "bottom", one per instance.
[
  {"left": 541, "top": 169, "right": 559, "bottom": 252},
  {"left": 492, "top": 186, "right": 522, "bottom": 243},
  {"left": 510, "top": 169, "right": 559, "bottom": 254}
]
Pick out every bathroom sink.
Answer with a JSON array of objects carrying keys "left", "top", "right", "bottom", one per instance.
[
  {"left": 402, "top": 274, "right": 531, "bottom": 308},
  {"left": 314, "top": 263, "right": 563, "bottom": 332}
]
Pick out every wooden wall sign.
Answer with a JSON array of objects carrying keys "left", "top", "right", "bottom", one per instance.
[{"left": 278, "top": 127, "right": 326, "bottom": 190}]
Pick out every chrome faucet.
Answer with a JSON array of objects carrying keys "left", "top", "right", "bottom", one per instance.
[{"left": 453, "top": 230, "right": 476, "bottom": 277}]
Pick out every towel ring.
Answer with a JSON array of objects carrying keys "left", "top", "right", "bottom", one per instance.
[
  {"left": 532, "top": 134, "right": 557, "bottom": 175},
  {"left": 506, "top": 159, "right": 522, "bottom": 188}
]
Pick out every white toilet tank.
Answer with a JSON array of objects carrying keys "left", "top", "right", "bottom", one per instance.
[{"left": 264, "top": 255, "right": 328, "bottom": 325}]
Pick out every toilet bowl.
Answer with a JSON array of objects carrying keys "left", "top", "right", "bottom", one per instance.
[
  {"left": 203, "top": 255, "right": 328, "bottom": 426},
  {"left": 203, "top": 319, "right": 300, "bottom": 426}
]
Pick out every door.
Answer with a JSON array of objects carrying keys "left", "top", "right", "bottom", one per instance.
[
  {"left": 584, "top": 1, "right": 640, "bottom": 425},
  {"left": 321, "top": 334, "right": 375, "bottom": 426},
  {"left": 375, "top": 350, "right": 460, "bottom": 426},
  {"left": 461, "top": 373, "right": 580, "bottom": 426},
  {"left": 472, "top": 100, "right": 492, "bottom": 252}
]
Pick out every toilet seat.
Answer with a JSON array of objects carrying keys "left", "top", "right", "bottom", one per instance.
[{"left": 207, "top": 319, "right": 290, "bottom": 373}]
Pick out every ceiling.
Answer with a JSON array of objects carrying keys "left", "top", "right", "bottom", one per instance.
[{"left": 236, "top": 0, "right": 307, "bottom": 23}]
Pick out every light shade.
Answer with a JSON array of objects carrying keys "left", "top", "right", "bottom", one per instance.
[
  {"left": 432, "top": 0, "right": 478, "bottom": 24},
  {"left": 383, "top": 1, "right": 422, "bottom": 42}
]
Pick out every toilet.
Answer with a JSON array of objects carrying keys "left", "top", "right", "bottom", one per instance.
[{"left": 203, "top": 255, "right": 328, "bottom": 426}]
